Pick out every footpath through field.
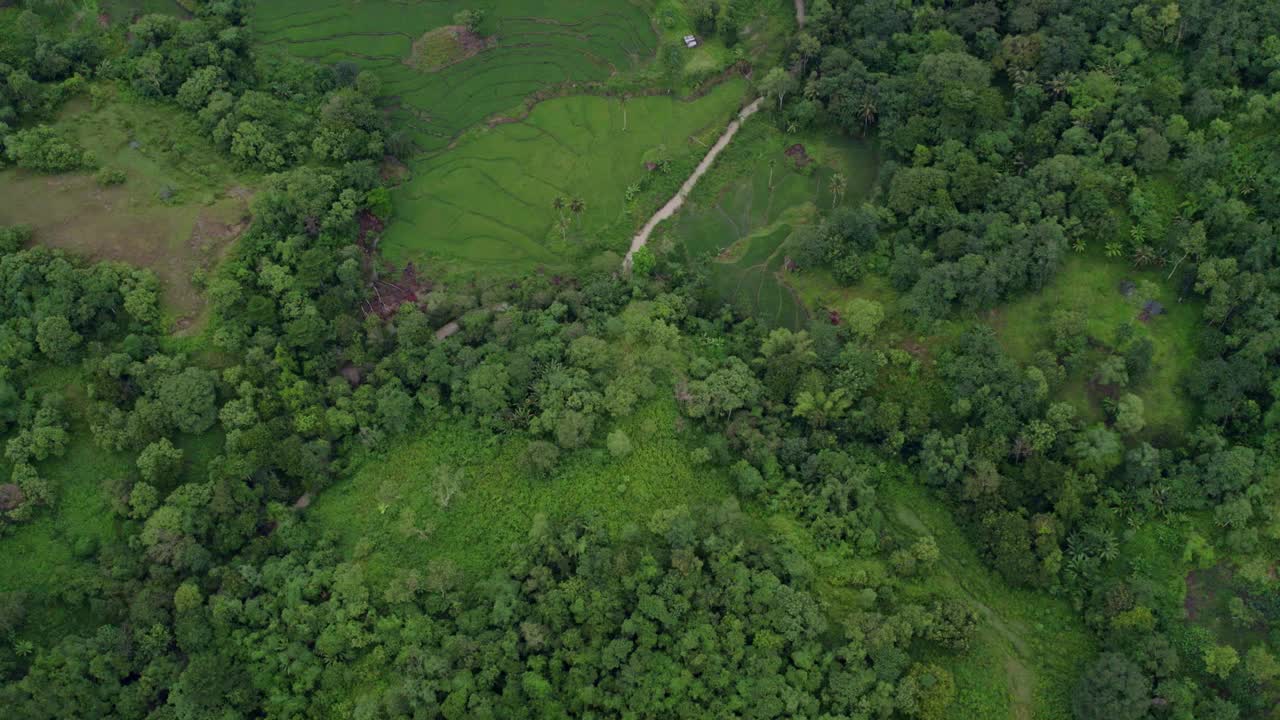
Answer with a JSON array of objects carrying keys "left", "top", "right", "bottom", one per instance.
[{"left": 623, "top": 97, "right": 763, "bottom": 270}]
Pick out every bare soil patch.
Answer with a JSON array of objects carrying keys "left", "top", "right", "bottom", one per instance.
[
  {"left": 379, "top": 155, "right": 410, "bottom": 185},
  {"left": 0, "top": 169, "right": 250, "bottom": 326},
  {"left": 784, "top": 143, "right": 811, "bottom": 167}
]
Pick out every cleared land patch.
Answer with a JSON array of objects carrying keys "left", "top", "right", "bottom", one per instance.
[
  {"left": 405, "top": 25, "right": 493, "bottom": 72},
  {"left": 381, "top": 80, "right": 748, "bottom": 272},
  {"left": 995, "top": 252, "right": 1201, "bottom": 436},
  {"left": 0, "top": 88, "right": 252, "bottom": 328}
]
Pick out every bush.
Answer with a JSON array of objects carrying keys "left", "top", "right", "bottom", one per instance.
[
  {"left": 0, "top": 225, "right": 33, "bottom": 254},
  {"left": 4, "top": 126, "right": 91, "bottom": 172},
  {"left": 527, "top": 440, "right": 560, "bottom": 477},
  {"left": 95, "top": 167, "right": 126, "bottom": 186},
  {"left": 606, "top": 429, "right": 633, "bottom": 458}
]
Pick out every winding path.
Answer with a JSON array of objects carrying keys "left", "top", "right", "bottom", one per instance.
[
  {"left": 622, "top": 0, "right": 804, "bottom": 272},
  {"left": 623, "top": 98, "right": 763, "bottom": 271}
]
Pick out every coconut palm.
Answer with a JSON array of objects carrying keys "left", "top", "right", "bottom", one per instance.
[
  {"left": 859, "top": 95, "right": 878, "bottom": 134},
  {"left": 829, "top": 172, "right": 847, "bottom": 205},
  {"left": 569, "top": 197, "right": 585, "bottom": 225}
]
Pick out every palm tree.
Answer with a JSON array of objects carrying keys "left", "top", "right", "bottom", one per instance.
[
  {"left": 569, "top": 197, "right": 585, "bottom": 225},
  {"left": 1048, "top": 72, "right": 1074, "bottom": 99},
  {"left": 859, "top": 95, "right": 877, "bottom": 135},
  {"left": 829, "top": 172, "right": 847, "bottom": 205},
  {"left": 552, "top": 195, "right": 566, "bottom": 219},
  {"left": 1132, "top": 244, "right": 1159, "bottom": 267}
]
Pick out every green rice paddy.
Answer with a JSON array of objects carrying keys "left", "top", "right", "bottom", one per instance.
[
  {"left": 253, "top": 1, "right": 760, "bottom": 274},
  {"left": 252, "top": 0, "right": 657, "bottom": 155},
  {"left": 383, "top": 80, "right": 747, "bottom": 271}
]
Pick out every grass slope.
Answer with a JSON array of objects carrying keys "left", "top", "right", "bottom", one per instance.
[
  {"left": 307, "top": 400, "right": 732, "bottom": 582},
  {"left": 668, "top": 123, "right": 878, "bottom": 327},
  {"left": 382, "top": 80, "right": 748, "bottom": 272},
  {"left": 883, "top": 481, "right": 1094, "bottom": 720},
  {"left": 0, "top": 85, "right": 252, "bottom": 329}
]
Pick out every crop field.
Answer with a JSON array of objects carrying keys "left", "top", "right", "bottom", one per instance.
[
  {"left": 667, "top": 125, "right": 878, "bottom": 327},
  {"left": 0, "top": 88, "right": 251, "bottom": 329},
  {"left": 382, "top": 79, "right": 748, "bottom": 271},
  {"left": 252, "top": 0, "right": 657, "bottom": 155}
]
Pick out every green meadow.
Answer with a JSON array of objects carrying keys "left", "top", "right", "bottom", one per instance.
[
  {"left": 0, "top": 85, "right": 251, "bottom": 328},
  {"left": 382, "top": 79, "right": 749, "bottom": 272},
  {"left": 308, "top": 400, "right": 732, "bottom": 582}
]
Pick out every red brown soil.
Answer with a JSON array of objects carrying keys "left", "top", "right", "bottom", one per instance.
[
  {"left": 0, "top": 484, "right": 25, "bottom": 511},
  {"left": 784, "top": 143, "right": 811, "bottom": 167},
  {"left": 379, "top": 155, "right": 409, "bottom": 185},
  {"left": 365, "top": 263, "right": 431, "bottom": 320},
  {"left": 902, "top": 339, "right": 931, "bottom": 363},
  {"left": 357, "top": 211, "right": 385, "bottom": 251}
]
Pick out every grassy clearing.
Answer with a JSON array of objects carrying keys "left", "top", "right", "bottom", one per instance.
[
  {"left": 994, "top": 251, "right": 1201, "bottom": 436},
  {"left": 251, "top": 0, "right": 657, "bottom": 156},
  {"left": 0, "top": 85, "right": 252, "bottom": 330},
  {"left": 0, "top": 366, "right": 224, "bottom": 649},
  {"left": 0, "top": 367, "right": 125, "bottom": 649},
  {"left": 307, "top": 400, "right": 731, "bottom": 583},
  {"left": 882, "top": 480, "right": 1095, "bottom": 720},
  {"left": 382, "top": 80, "right": 748, "bottom": 273},
  {"left": 663, "top": 122, "right": 878, "bottom": 327}
]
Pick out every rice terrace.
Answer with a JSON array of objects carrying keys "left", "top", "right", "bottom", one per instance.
[{"left": 3, "top": 2, "right": 1280, "bottom": 720}]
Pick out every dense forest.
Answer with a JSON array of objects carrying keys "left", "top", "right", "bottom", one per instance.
[{"left": 1, "top": 0, "right": 1278, "bottom": 718}]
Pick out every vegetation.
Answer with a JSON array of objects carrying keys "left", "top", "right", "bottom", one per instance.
[{"left": 2, "top": 1, "right": 1280, "bottom": 719}]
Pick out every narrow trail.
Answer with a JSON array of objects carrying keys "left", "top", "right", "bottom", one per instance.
[
  {"left": 623, "top": 98, "right": 763, "bottom": 270},
  {"left": 795, "top": 0, "right": 806, "bottom": 27}
]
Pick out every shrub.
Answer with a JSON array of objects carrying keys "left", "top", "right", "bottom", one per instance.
[
  {"left": 95, "top": 166, "right": 126, "bottom": 186},
  {"left": 4, "top": 126, "right": 91, "bottom": 172},
  {"left": 606, "top": 429, "right": 633, "bottom": 458},
  {"left": 0, "top": 225, "right": 32, "bottom": 254}
]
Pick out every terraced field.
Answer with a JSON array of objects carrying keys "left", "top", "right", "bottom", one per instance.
[
  {"left": 383, "top": 80, "right": 748, "bottom": 271},
  {"left": 254, "top": 1, "right": 758, "bottom": 273},
  {"left": 252, "top": 0, "right": 656, "bottom": 155}
]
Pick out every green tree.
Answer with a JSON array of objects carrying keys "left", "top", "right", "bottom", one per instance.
[
  {"left": 606, "top": 429, "right": 633, "bottom": 458},
  {"left": 36, "top": 315, "right": 82, "bottom": 363},
  {"left": 1203, "top": 644, "right": 1239, "bottom": 679},
  {"left": 137, "top": 437, "right": 184, "bottom": 485},
  {"left": 1113, "top": 393, "right": 1146, "bottom": 435},
  {"left": 760, "top": 67, "right": 797, "bottom": 110},
  {"left": 1071, "top": 653, "right": 1151, "bottom": 720}
]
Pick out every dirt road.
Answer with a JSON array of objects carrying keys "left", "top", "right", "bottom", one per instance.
[
  {"left": 795, "top": 0, "right": 805, "bottom": 27},
  {"left": 623, "top": 98, "right": 763, "bottom": 271}
]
